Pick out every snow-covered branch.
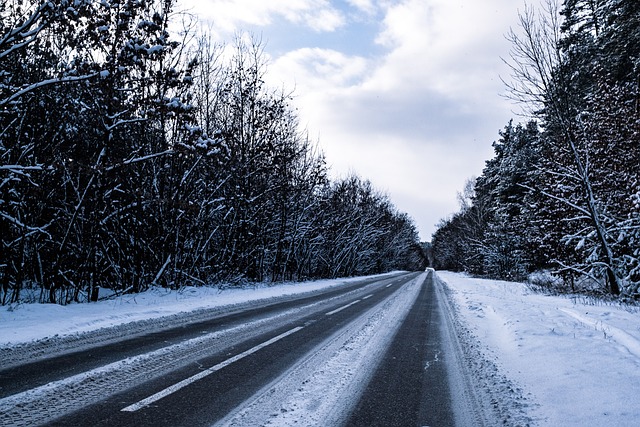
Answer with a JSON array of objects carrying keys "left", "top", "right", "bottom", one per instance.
[
  {"left": 0, "top": 165, "right": 48, "bottom": 171},
  {"left": 103, "top": 150, "right": 174, "bottom": 172},
  {"left": 0, "top": 73, "right": 100, "bottom": 107}
]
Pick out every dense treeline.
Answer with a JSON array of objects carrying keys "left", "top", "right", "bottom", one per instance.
[
  {"left": 432, "top": 0, "right": 640, "bottom": 296},
  {"left": 0, "top": 0, "right": 424, "bottom": 305}
]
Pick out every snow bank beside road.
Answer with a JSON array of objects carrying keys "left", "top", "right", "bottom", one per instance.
[
  {"left": 438, "top": 271, "right": 640, "bottom": 427},
  {"left": 0, "top": 274, "right": 397, "bottom": 346}
]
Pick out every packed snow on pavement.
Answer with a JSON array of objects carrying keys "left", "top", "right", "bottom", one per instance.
[
  {"left": 0, "top": 273, "right": 424, "bottom": 427},
  {"left": 2, "top": 271, "right": 640, "bottom": 426}
]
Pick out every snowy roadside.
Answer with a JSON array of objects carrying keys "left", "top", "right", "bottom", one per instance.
[
  {"left": 0, "top": 273, "right": 399, "bottom": 347},
  {"left": 437, "top": 271, "right": 640, "bottom": 427}
]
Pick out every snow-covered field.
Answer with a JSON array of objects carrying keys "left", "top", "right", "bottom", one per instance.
[
  {"left": 2, "top": 271, "right": 640, "bottom": 426},
  {"left": 438, "top": 271, "right": 640, "bottom": 427}
]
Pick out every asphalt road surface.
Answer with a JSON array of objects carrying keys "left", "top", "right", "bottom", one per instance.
[
  {"left": 346, "top": 271, "right": 454, "bottom": 426},
  {"left": 0, "top": 271, "right": 490, "bottom": 426}
]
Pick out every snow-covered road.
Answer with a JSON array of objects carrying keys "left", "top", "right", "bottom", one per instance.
[
  {"left": 3, "top": 272, "right": 497, "bottom": 426},
  {"left": 3, "top": 270, "right": 636, "bottom": 426},
  {"left": 213, "top": 272, "right": 424, "bottom": 426}
]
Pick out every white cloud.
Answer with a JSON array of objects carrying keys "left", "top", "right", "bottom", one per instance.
[
  {"left": 181, "top": 0, "right": 346, "bottom": 34},
  {"left": 296, "top": 6, "right": 346, "bottom": 32},
  {"left": 182, "top": 0, "right": 528, "bottom": 237},
  {"left": 346, "top": 0, "right": 377, "bottom": 15},
  {"left": 371, "top": 0, "right": 516, "bottom": 100},
  {"left": 264, "top": 0, "right": 520, "bottom": 237},
  {"left": 268, "top": 48, "right": 370, "bottom": 91}
]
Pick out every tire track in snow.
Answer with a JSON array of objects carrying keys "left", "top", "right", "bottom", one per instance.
[
  {"left": 0, "top": 290, "right": 375, "bottom": 427},
  {"left": 214, "top": 273, "right": 426, "bottom": 427}
]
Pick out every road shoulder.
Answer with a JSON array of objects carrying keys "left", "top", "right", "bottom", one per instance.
[{"left": 434, "top": 272, "right": 534, "bottom": 427}]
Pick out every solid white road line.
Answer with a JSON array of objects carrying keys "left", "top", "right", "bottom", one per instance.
[
  {"left": 325, "top": 300, "right": 361, "bottom": 316},
  {"left": 121, "top": 326, "right": 304, "bottom": 412}
]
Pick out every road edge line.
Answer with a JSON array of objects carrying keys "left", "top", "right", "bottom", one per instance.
[{"left": 121, "top": 326, "right": 304, "bottom": 412}]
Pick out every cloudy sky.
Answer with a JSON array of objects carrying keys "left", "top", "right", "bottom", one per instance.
[{"left": 180, "top": 0, "right": 530, "bottom": 240}]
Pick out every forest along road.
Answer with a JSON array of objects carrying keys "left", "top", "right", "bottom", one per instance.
[{"left": 0, "top": 271, "right": 493, "bottom": 427}]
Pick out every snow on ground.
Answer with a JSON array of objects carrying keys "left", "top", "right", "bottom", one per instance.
[
  {"left": 438, "top": 271, "right": 640, "bottom": 427},
  {"left": 0, "top": 274, "right": 396, "bottom": 346},
  {"left": 3, "top": 270, "right": 640, "bottom": 426}
]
